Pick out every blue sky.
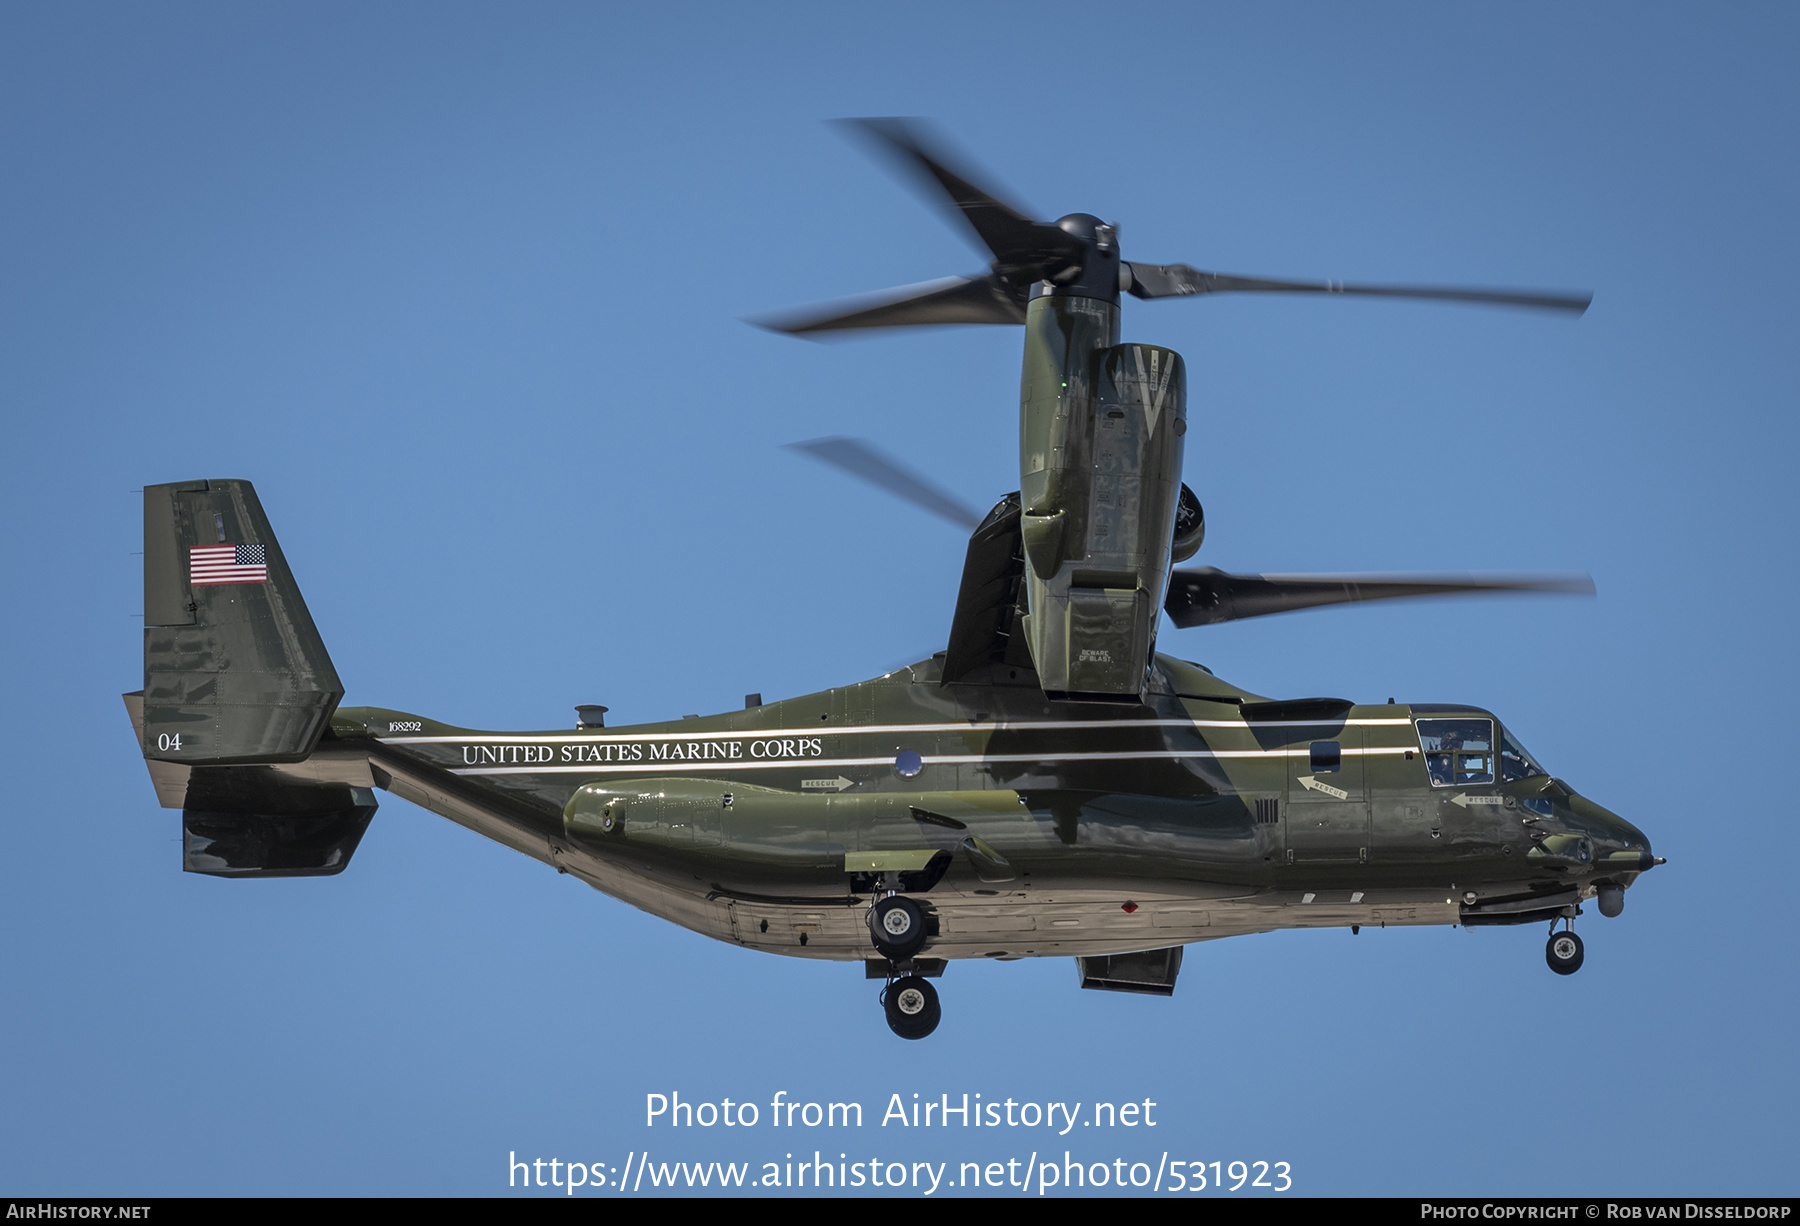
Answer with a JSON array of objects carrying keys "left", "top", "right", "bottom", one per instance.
[{"left": 2, "top": 2, "right": 1795, "bottom": 1196}]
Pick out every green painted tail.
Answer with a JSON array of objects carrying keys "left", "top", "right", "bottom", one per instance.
[
  {"left": 131, "top": 480, "right": 372, "bottom": 879},
  {"left": 140, "top": 479, "right": 342, "bottom": 766}
]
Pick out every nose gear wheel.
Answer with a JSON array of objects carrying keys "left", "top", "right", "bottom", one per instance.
[{"left": 1546, "top": 929, "right": 1585, "bottom": 975}]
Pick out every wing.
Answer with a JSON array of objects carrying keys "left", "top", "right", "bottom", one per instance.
[{"left": 941, "top": 493, "right": 1032, "bottom": 682}]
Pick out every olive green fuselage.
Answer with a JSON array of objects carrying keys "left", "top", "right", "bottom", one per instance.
[{"left": 331, "top": 654, "right": 1651, "bottom": 965}]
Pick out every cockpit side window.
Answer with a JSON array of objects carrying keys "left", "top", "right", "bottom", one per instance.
[
  {"left": 1416, "top": 718, "right": 1494, "bottom": 787},
  {"left": 1500, "top": 728, "right": 1547, "bottom": 783}
]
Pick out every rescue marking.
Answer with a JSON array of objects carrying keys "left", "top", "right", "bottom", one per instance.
[{"left": 1296, "top": 775, "right": 1350, "bottom": 800}]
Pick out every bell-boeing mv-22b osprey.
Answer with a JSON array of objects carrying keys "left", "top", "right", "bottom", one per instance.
[{"left": 126, "top": 121, "right": 1660, "bottom": 1039}]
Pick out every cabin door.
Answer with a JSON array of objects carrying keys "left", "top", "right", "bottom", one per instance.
[{"left": 1284, "top": 727, "right": 1370, "bottom": 864}]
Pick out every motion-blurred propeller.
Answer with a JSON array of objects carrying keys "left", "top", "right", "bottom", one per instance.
[
  {"left": 785, "top": 437, "right": 983, "bottom": 530},
  {"left": 759, "top": 118, "right": 1591, "bottom": 333},
  {"left": 1122, "top": 265, "right": 1590, "bottom": 315},
  {"left": 759, "top": 276, "right": 1025, "bottom": 337},
  {"left": 837, "top": 118, "right": 1077, "bottom": 279},
  {"left": 1163, "top": 569, "right": 1595, "bottom": 628}
]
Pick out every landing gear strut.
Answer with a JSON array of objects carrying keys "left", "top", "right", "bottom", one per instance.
[
  {"left": 883, "top": 975, "right": 940, "bottom": 1040},
  {"left": 868, "top": 876, "right": 938, "bottom": 1036},
  {"left": 1545, "top": 923, "right": 1584, "bottom": 976}
]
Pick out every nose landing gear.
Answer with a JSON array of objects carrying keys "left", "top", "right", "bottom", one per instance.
[{"left": 1546, "top": 924, "right": 1584, "bottom": 975}]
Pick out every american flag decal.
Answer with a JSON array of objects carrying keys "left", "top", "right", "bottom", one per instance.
[{"left": 190, "top": 543, "right": 268, "bottom": 585}]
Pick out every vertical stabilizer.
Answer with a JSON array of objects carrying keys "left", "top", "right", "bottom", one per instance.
[{"left": 141, "top": 480, "right": 342, "bottom": 765}]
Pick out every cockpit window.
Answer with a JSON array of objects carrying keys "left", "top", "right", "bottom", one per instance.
[
  {"left": 1416, "top": 718, "right": 1494, "bottom": 787},
  {"left": 1500, "top": 728, "right": 1547, "bottom": 782}
]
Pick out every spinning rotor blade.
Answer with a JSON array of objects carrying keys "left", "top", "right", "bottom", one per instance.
[
  {"left": 757, "top": 274, "right": 1026, "bottom": 337},
  {"left": 841, "top": 119, "right": 1076, "bottom": 273},
  {"left": 785, "top": 437, "right": 983, "bottom": 530},
  {"left": 762, "top": 120, "right": 1594, "bottom": 343},
  {"left": 1123, "top": 263, "right": 1591, "bottom": 315},
  {"left": 1164, "top": 568, "right": 1595, "bottom": 629}
]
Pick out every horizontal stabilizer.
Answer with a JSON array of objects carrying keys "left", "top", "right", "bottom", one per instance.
[
  {"left": 127, "top": 690, "right": 376, "bottom": 877},
  {"left": 183, "top": 776, "right": 376, "bottom": 879}
]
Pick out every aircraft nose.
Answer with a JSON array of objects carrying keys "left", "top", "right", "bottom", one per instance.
[
  {"left": 1558, "top": 789, "right": 1662, "bottom": 919},
  {"left": 1567, "top": 790, "right": 1664, "bottom": 872}
]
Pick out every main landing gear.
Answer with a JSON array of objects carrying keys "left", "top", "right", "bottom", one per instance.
[
  {"left": 882, "top": 975, "right": 941, "bottom": 1040},
  {"left": 871, "top": 895, "right": 927, "bottom": 961},
  {"left": 869, "top": 884, "right": 939, "bottom": 1039}
]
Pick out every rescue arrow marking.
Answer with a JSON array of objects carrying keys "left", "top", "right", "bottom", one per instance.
[
  {"left": 1296, "top": 775, "right": 1349, "bottom": 800},
  {"left": 1451, "top": 793, "right": 1505, "bottom": 808},
  {"left": 801, "top": 776, "right": 856, "bottom": 792}
]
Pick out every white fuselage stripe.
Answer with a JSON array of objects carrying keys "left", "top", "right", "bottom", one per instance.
[
  {"left": 388, "top": 716, "right": 1418, "bottom": 747},
  {"left": 446, "top": 745, "right": 1419, "bottom": 777}
]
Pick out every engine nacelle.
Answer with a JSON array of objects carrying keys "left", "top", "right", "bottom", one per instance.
[{"left": 1018, "top": 316, "right": 1187, "bottom": 700}]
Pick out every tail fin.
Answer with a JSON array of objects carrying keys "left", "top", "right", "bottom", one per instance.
[
  {"left": 133, "top": 480, "right": 372, "bottom": 877},
  {"left": 141, "top": 479, "right": 342, "bottom": 765}
]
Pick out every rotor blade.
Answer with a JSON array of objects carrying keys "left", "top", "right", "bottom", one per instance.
[
  {"left": 1124, "top": 263, "right": 1591, "bottom": 315},
  {"left": 839, "top": 118, "right": 1076, "bottom": 269},
  {"left": 785, "top": 437, "right": 983, "bottom": 530},
  {"left": 753, "top": 274, "right": 1026, "bottom": 337},
  {"left": 1164, "top": 568, "right": 1595, "bottom": 629}
]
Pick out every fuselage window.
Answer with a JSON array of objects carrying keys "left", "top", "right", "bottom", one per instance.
[
  {"left": 1309, "top": 740, "right": 1341, "bottom": 773},
  {"left": 1416, "top": 718, "right": 1494, "bottom": 787},
  {"left": 1500, "top": 728, "right": 1547, "bottom": 782}
]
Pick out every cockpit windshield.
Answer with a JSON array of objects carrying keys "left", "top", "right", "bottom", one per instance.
[
  {"left": 1416, "top": 718, "right": 1494, "bottom": 786},
  {"left": 1500, "top": 727, "right": 1547, "bottom": 782}
]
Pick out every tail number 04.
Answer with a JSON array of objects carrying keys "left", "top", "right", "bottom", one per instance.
[{"left": 156, "top": 733, "right": 183, "bottom": 752}]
